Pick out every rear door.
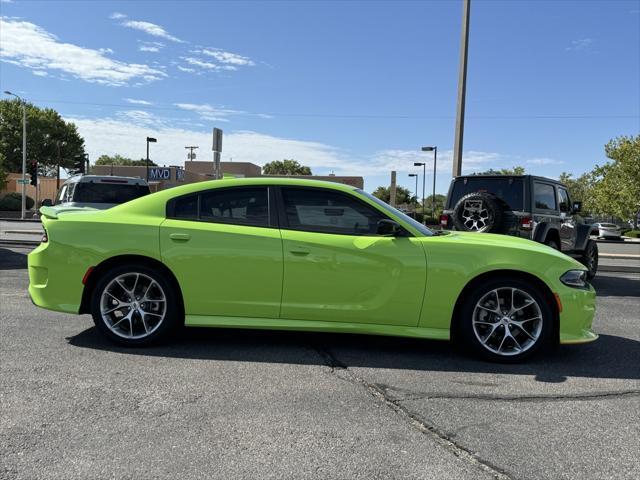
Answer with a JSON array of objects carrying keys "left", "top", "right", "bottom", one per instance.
[
  {"left": 160, "top": 186, "right": 283, "bottom": 318},
  {"left": 277, "top": 186, "right": 426, "bottom": 326}
]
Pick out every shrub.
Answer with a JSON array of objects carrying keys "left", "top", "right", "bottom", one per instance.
[
  {"left": 625, "top": 230, "right": 640, "bottom": 238},
  {"left": 0, "top": 192, "right": 35, "bottom": 211}
]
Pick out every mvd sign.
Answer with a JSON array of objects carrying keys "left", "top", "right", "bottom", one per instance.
[{"left": 149, "top": 167, "right": 171, "bottom": 180}]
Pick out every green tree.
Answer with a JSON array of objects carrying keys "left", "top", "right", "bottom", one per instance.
[
  {"left": 558, "top": 172, "right": 594, "bottom": 210},
  {"left": 590, "top": 135, "right": 640, "bottom": 224},
  {"left": 94, "top": 154, "right": 156, "bottom": 166},
  {"left": 473, "top": 166, "right": 526, "bottom": 176},
  {"left": 423, "top": 194, "right": 447, "bottom": 218},
  {"left": 0, "top": 152, "right": 8, "bottom": 190},
  {"left": 372, "top": 185, "right": 415, "bottom": 205},
  {"left": 0, "top": 99, "right": 85, "bottom": 175},
  {"left": 262, "top": 159, "right": 312, "bottom": 175}
]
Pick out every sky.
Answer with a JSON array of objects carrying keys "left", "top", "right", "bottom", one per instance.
[{"left": 1, "top": 0, "right": 639, "bottom": 195}]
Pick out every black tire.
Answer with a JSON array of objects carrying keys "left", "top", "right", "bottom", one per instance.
[
  {"left": 90, "top": 264, "right": 182, "bottom": 346},
  {"left": 452, "top": 192, "right": 503, "bottom": 233},
  {"left": 544, "top": 238, "right": 560, "bottom": 250},
  {"left": 579, "top": 240, "right": 598, "bottom": 279},
  {"left": 455, "top": 277, "right": 555, "bottom": 363}
]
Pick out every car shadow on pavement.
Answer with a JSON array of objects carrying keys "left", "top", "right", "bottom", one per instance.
[
  {"left": 0, "top": 247, "right": 28, "bottom": 270},
  {"left": 68, "top": 326, "right": 640, "bottom": 383},
  {"left": 591, "top": 275, "right": 640, "bottom": 297}
]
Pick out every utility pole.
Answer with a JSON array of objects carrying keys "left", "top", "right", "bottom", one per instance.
[
  {"left": 185, "top": 145, "right": 199, "bottom": 161},
  {"left": 452, "top": 0, "right": 471, "bottom": 177},
  {"left": 4, "top": 91, "right": 27, "bottom": 219},
  {"left": 146, "top": 137, "right": 157, "bottom": 181}
]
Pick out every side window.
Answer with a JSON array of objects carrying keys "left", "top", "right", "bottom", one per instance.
[
  {"left": 558, "top": 188, "right": 570, "bottom": 213},
  {"left": 66, "top": 182, "right": 77, "bottom": 202},
  {"left": 173, "top": 194, "right": 198, "bottom": 220},
  {"left": 281, "top": 187, "right": 385, "bottom": 235},
  {"left": 56, "top": 185, "right": 68, "bottom": 204},
  {"left": 534, "top": 183, "right": 557, "bottom": 211},
  {"left": 200, "top": 187, "right": 269, "bottom": 227}
]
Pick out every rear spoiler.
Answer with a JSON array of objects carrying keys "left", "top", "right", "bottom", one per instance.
[{"left": 39, "top": 205, "right": 97, "bottom": 219}]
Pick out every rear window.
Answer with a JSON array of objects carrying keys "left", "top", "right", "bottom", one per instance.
[
  {"left": 72, "top": 182, "right": 150, "bottom": 204},
  {"left": 448, "top": 177, "right": 524, "bottom": 210}
]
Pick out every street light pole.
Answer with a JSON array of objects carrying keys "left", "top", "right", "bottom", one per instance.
[
  {"left": 408, "top": 173, "right": 418, "bottom": 219},
  {"left": 413, "top": 162, "right": 426, "bottom": 222},
  {"left": 452, "top": 0, "right": 471, "bottom": 177},
  {"left": 422, "top": 146, "right": 438, "bottom": 220},
  {"left": 146, "top": 137, "right": 157, "bottom": 181},
  {"left": 4, "top": 91, "right": 27, "bottom": 219}
]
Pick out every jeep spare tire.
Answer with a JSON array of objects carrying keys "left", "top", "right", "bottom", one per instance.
[{"left": 452, "top": 192, "right": 503, "bottom": 233}]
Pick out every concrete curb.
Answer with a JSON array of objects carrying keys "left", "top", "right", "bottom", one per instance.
[{"left": 598, "top": 265, "right": 640, "bottom": 274}]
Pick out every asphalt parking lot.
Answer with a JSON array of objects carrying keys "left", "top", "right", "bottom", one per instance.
[{"left": 1, "top": 246, "right": 639, "bottom": 480}]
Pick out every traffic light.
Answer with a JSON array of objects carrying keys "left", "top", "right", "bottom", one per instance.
[
  {"left": 73, "top": 154, "right": 86, "bottom": 175},
  {"left": 28, "top": 160, "right": 38, "bottom": 186}
]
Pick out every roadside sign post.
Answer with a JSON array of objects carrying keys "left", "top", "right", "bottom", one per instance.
[{"left": 212, "top": 128, "right": 223, "bottom": 179}]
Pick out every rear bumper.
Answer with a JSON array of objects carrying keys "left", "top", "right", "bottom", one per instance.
[
  {"left": 28, "top": 242, "right": 85, "bottom": 314},
  {"left": 599, "top": 230, "right": 621, "bottom": 238}
]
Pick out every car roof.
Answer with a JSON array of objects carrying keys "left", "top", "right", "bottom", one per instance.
[
  {"left": 168, "top": 176, "right": 359, "bottom": 194},
  {"left": 452, "top": 174, "right": 566, "bottom": 185},
  {"left": 64, "top": 175, "right": 149, "bottom": 185}
]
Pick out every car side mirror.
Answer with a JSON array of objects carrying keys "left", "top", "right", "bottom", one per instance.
[
  {"left": 41, "top": 199, "right": 53, "bottom": 207},
  {"left": 377, "top": 219, "right": 402, "bottom": 236},
  {"left": 572, "top": 201, "right": 582, "bottom": 213}
]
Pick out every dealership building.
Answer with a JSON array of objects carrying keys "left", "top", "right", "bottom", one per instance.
[{"left": 90, "top": 160, "right": 364, "bottom": 190}]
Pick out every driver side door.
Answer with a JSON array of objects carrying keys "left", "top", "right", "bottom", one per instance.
[{"left": 278, "top": 187, "right": 427, "bottom": 326}]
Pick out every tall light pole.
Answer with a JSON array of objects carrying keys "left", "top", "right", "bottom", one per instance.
[
  {"left": 408, "top": 173, "right": 418, "bottom": 219},
  {"left": 4, "top": 91, "right": 27, "bottom": 219},
  {"left": 453, "top": 0, "right": 471, "bottom": 177},
  {"left": 146, "top": 137, "right": 157, "bottom": 181},
  {"left": 422, "top": 146, "right": 438, "bottom": 220},
  {"left": 413, "top": 161, "right": 426, "bottom": 222}
]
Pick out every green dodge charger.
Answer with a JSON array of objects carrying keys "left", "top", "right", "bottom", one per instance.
[{"left": 28, "top": 178, "right": 597, "bottom": 362}]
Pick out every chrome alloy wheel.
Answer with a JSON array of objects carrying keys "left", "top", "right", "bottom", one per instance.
[
  {"left": 472, "top": 287, "right": 543, "bottom": 356},
  {"left": 100, "top": 272, "right": 167, "bottom": 339},
  {"left": 461, "top": 199, "right": 490, "bottom": 231}
]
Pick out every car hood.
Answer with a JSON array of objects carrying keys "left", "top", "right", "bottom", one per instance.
[{"left": 429, "top": 230, "right": 583, "bottom": 265}]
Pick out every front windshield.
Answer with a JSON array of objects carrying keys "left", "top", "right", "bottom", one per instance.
[{"left": 356, "top": 189, "right": 434, "bottom": 236}]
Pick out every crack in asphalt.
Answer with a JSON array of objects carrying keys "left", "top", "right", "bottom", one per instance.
[
  {"left": 311, "top": 344, "right": 514, "bottom": 480},
  {"left": 376, "top": 387, "right": 640, "bottom": 403}
]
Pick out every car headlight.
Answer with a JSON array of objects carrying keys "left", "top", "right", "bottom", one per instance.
[{"left": 560, "top": 270, "right": 588, "bottom": 288}]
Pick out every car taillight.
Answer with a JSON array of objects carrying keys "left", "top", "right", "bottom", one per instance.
[
  {"left": 440, "top": 214, "right": 449, "bottom": 228},
  {"left": 520, "top": 217, "right": 532, "bottom": 230},
  {"left": 41, "top": 229, "right": 48, "bottom": 243}
]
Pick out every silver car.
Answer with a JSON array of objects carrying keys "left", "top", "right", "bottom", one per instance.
[
  {"left": 52, "top": 175, "right": 151, "bottom": 210},
  {"left": 592, "top": 222, "right": 622, "bottom": 239}
]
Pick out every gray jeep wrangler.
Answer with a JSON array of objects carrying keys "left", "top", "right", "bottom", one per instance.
[{"left": 440, "top": 175, "right": 598, "bottom": 278}]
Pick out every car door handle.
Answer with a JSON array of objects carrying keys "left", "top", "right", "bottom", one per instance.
[
  {"left": 289, "top": 246, "right": 310, "bottom": 256},
  {"left": 169, "top": 233, "right": 191, "bottom": 241}
]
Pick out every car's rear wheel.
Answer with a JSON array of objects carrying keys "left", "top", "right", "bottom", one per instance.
[
  {"left": 90, "top": 264, "right": 181, "bottom": 346},
  {"left": 544, "top": 238, "right": 560, "bottom": 250},
  {"left": 456, "top": 277, "right": 554, "bottom": 362}
]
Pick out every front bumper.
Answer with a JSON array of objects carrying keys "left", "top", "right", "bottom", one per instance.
[{"left": 557, "top": 282, "right": 598, "bottom": 344}]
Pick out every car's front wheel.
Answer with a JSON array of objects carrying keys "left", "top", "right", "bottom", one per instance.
[
  {"left": 456, "top": 277, "right": 554, "bottom": 362},
  {"left": 90, "top": 264, "right": 181, "bottom": 346},
  {"left": 580, "top": 240, "right": 598, "bottom": 279}
]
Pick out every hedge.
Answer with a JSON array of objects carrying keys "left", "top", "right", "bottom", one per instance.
[{"left": 0, "top": 192, "right": 35, "bottom": 211}]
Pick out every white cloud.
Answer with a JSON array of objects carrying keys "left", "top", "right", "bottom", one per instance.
[
  {"left": 198, "top": 48, "right": 254, "bottom": 66},
  {"left": 177, "top": 65, "right": 196, "bottom": 73},
  {"left": 121, "top": 19, "right": 184, "bottom": 43},
  {"left": 99, "top": 47, "right": 114, "bottom": 54},
  {"left": 526, "top": 157, "right": 564, "bottom": 165},
  {"left": 182, "top": 56, "right": 236, "bottom": 71},
  {"left": 0, "top": 18, "right": 165, "bottom": 86},
  {"left": 174, "top": 103, "right": 240, "bottom": 122},
  {"left": 138, "top": 41, "right": 164, "bottom": 53},
  {"left": 124, "top": 98, "right": 154, "bottom": 105},
  {"left": 566, "top": 38, "right": 593, "bottom": 52},
  {"left": 109, "top": 12, "right": 127, "bottom": 20},
  {"left": 32, "top": 70, "right": 48, "bottom": 77}
]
